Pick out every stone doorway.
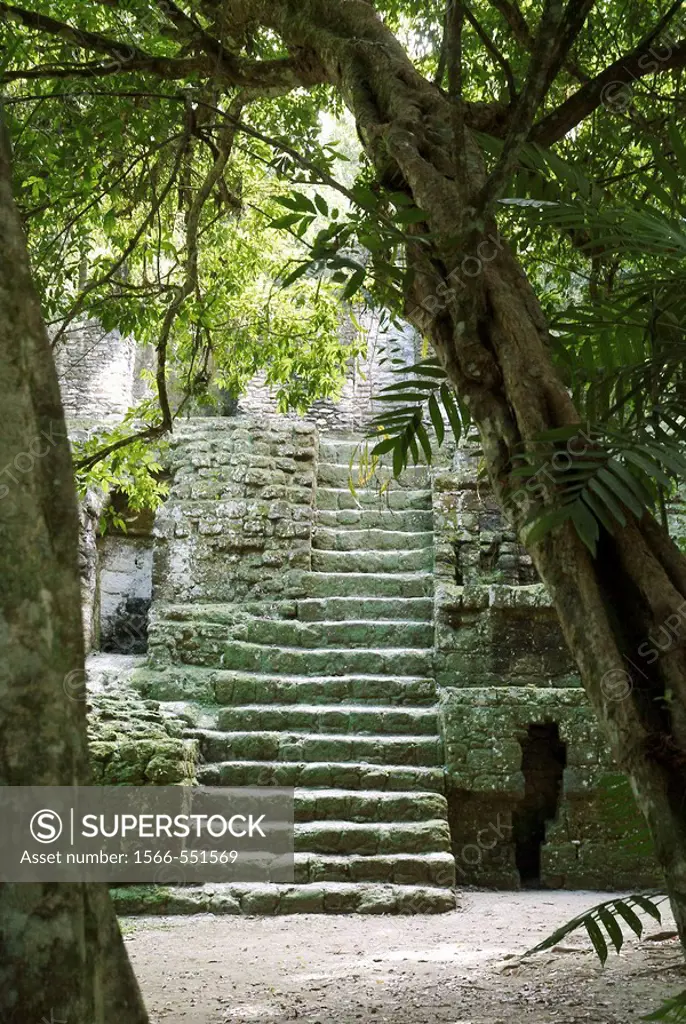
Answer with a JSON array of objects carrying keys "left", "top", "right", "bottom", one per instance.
[{"left": 513, "top": 722, "right": 567, "bottom": 887}]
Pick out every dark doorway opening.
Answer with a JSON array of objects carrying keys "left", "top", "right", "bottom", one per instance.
[{"left": 513, "top": 722, "right": 567, "bottom": 887}]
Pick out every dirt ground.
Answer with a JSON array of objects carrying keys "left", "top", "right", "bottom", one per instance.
[{"left": 124, "top": 891, "right": 685, "bottom": 1024}]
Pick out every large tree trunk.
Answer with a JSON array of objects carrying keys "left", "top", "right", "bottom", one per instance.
[
  {"left": 0, "top": 109, "right": 148, "bottom": 1022},
  {"left": 237, "top": 0, "right": 686, "bottom": 945}
]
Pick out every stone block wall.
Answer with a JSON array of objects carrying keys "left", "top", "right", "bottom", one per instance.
[
  {"left": 431, "top": 446, "right": 661, "bottom": 890},
  {"left": 99, "top": 534, "right": 154, "bottom": 653},
  {"left": 149, "top": 418, "right": 317, "bottom": 615},
  {"left": 55, "top": 319, "right": 153, "bottom": 424}
]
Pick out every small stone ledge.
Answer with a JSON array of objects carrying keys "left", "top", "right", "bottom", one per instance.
[{"left": 112, "top": 882, "right": 458, "bottom": 916}]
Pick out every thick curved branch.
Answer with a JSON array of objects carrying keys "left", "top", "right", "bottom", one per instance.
[
  {"left": 0, "top": 1, "right": 325, "bottom": 89},
  {"left": 532, "top": 0, "right": 686, "bottom": 144}
]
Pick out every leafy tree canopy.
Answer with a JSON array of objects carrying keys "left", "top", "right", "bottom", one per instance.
[{"left": 3, "top": 0, "right": 686, "bottom": 543}]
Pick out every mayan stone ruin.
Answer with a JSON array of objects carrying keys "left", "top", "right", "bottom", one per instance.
[{"left": 62, "top": 319, "right": 660, "bottom": 917}]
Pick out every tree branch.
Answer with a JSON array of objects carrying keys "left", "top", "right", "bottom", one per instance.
[
  {"left": 486, "top": 0, "right": 590, "bottom": 83},
  {"left": 464, "top": 2, "right": 517, "bottom": 103},
  {"left": 52, "top": 130, "right": 191, "bottom": 350},
  {"left": 476, "top": 0, "right": 593, "bottom": 212},
  {"left": 532, "top": 0, "right": 686, "bottom": 144},
  {"left": 0, "top": 1, "right": 325, "bottom": 89}
]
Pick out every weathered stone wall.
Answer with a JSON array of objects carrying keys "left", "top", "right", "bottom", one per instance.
[
  {"left": 442, "top": 688, "right": 658, "bottom": 889},
  {"left": 98, "top": 535, "right": 154, "bottom": 654},
  {"left": 55, "top": 319, "right": 153, "bottom": 424},
  {"left": 149, "top": 417, "right": 317, "bottom": 619},
  {"left": 431, "top": 445, "right": 661, "bottom": 889}
]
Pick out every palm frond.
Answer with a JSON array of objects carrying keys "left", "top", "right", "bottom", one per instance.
[
  {"left": 366, "top": 354, "right": 470, "bottom": 472},
  {"left": 524, "top": 891, "right": 669, "bottom": 965}
]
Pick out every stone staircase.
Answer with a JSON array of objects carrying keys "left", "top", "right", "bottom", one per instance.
[{"left": 111, "top": 430, "right": 457, "bottom": 915}]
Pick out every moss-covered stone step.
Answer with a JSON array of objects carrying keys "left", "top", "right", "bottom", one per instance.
[
  {"left": 317, "top": 463, "right": 430, "bottom": 489},
  {"left": 149, "top": 617, "right": 434, "bottom": 657},
  {"left": 318, "top": 438, "right": 367, "bottom": 461},
  {"left": 296, "top": 596, "right": 434, "bottom": 622},
  {"left": 293, "top": 788, "right": 448, "bottom": 823},
  {"left": 132, "top": 667, "right": 438, "bottom": 706},
  {"left": 218, "top": 641, "right": 434, "bottom": 677},
  {"left": 196, "top": 759, "right": 446, "bottom": 790},
  {"left": 111, "top": 881, "right": 457, "bottom": 916},
  {"left": 316, "top": 487, "right": 432, "bottom": 512},
  {"left": 215, "top": 703, "right": 438, "bottom": 736},
  {"left": 313, "top": 528, "right": 434, "bottom": 552},
  {"left": 306, "top": 572, "right": 433, "bottom": 598},
  {"left": 192, "top": 729, "right": 443, "bottom": 766},
  {"left": 316, "top": 508, "right": 434, "bottom": 531},
  {"left": 249, "top": 618, "right": 434, "bottom": 648},
  {"left": 293, "top": 851, "right": 455, "bottom": 887},
  {"left": 311, "top": 548, "right": 433, "bottom": 573},
  {"left": 293, "top": 819, "right": 451, "bottom": 855}
]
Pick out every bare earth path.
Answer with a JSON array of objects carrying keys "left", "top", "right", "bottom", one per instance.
[{"left": 124, "top": 892, "right": 685, "bottom": 1024}]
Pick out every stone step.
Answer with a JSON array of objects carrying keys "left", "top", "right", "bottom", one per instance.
[
  {"left": 313, "top": 528, "right": 434, "bottom": 552},
  {"left": 311, "top": 549, "right": 433, "bottom": 573},
  {"left": 294, "top": 852, "right": 455, "bottom": 887},
  {"left": 317, "top": 462, "right": 430, "bottom": 490},
  {"left": 316, "top": 487, "right": 432, "bottom": 512},
  {"left": 306, "top": 572, "right": 433, "bottom": 598},
  {"left": 111, "top": 881, "right": 457, "bottom": 916},
  {"left": 318, "top": 438, "right": 386, "bottom": 462},
  {"left": 132, "top": 668, "right": 438, "bottom": 706},
  {"left": 251, "top": 618, "right": 434, "bottom": 649},
  {"left": 293, "top": 820, "right": 451, "bottom": 856},
  {"left": 215, "top": 704, "right": 438, "bottom": 736},
  {"left": 296, "top": 596, "right": 433, "bottom": 622},
  {"left": 196, "top": 760, "right": 446, "bottom": 791},
  {"left": 316, "top": 508, "right": 434, "bottom": 531},
  {"left": 192, "top": 729, "right": 443, "bottom": 766},
  {"left": 293, "top": 788, "right": 448, "bottom": 823},
  {"left": 214, "top": 672, "right": 438, "bottom": 706},
  {"left": 217, "top": 642, "right": 434, "bottom": 677},
  {"left": 150, "top": 617, "right": 434, "bottom": 656}
]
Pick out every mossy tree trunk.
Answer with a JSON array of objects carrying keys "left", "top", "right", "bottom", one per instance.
[
  {"left": 229, "top": 0, "right": 686, "bottom": 943},
  {"left": 0, "top": 109, "right": 148, "bottom": 1023}
]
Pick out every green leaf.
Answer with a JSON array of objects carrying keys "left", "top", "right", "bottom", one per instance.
[
  {"left": 395, "top": 206, "right": 428, "bottom": 224},
  {"left": 597, "top": 465, "right": 645, "bottom": 519},
  {"left": 623, "top": 450, "right": 673, "bottom": 489},
  {"left": 587, "top": 477, "right": 627, "bottom": 527},
  {"left": 524, "top": 506, "right": 573, "bottom": 544},
  {"left": 280, "top": 262, "right": 311, "bottom": 288},
  {"left": 597, "top": 906, "right": 625, "bottom": 954},
  {"left": 643, "top": 989, "right": 686, "bottom": 1021},
  {"left": 440, "top": 384, "right": 462, "bottom": 443},
  {"left": 415, "top": 421, "right": 433, "bottom": 464},
  {"left": 570, "top": 499, "right": 600, "bottom": 555},
  {"left": 270, "top": 213, "right": 304, "bottom": 230},
  {"left": 371, "top": 437, "right": 398, "bottom": 456},
  {"left": 584, "top": 917, "right": 608, "bottom": 965},
  {"left": 613, "top": 900, "right": 644, "bottom": 938},
  {"left": 275, "top": 193, "right": 316, "bottom": 214},
  {"left": 631, "top": 894, "right": 663, "bottom": 922},
  {"left": 581, "top": 490, "right": 616, "bottom": 535},
  {"left": 428, "top": 392, "right": 445, "bottom": 445},
  {"left": 342, "top": 268, "right": 365, "bottom": 299},
  {"left": 393, "top": 435, "right": 407, "bottom": 477}
]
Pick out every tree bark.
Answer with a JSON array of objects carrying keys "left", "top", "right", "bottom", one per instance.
[
  {"left": 230, "top": 0, "right": 686, "bottom": 946},
  {"left": 0, "top": 108, "right": 148, "bottom": 1023}
]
